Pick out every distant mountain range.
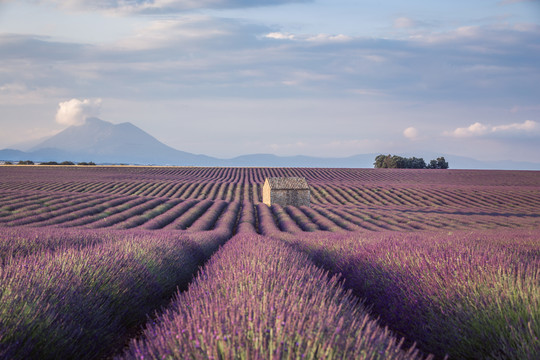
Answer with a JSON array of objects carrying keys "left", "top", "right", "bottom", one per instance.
[{"left": 1, "top": 118, "right": 539, "bottom": 170}]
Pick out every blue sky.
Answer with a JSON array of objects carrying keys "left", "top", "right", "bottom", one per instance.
[{"left": 0, "top": 0, "right": 539, "bottom": 162}]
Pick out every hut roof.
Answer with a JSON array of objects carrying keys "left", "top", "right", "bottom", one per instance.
[{"left": 265, "top": 177, "right": 309, "bottom": 190}]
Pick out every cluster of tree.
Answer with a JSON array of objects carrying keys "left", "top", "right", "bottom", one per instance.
[
  {"left": 3, "top": 160, "right": 96, "bottom": 166},
  {"left": 41, "top": 161, "right": 66, "bottom": 165},
  {"left": 374, "top": 154, "right": 449, "bottom": 169},
  {"left": 17, "top": 160, "right": 34, "bottom": 165},
  {"left": 40, "top": 161, "right": 96, "bottom": 165}
]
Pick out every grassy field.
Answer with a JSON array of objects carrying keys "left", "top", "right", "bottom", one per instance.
[{"left": 0, "top": 166, "right": 538, "bottom": 359}]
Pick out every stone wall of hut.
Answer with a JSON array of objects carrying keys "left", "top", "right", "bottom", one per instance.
[{"left": 264, "top": 188, "right": 310, "bottom": 207}]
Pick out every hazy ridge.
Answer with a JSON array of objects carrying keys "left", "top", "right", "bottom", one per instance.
[{"left": 2, "top": 118, "right": 539, "bottom": 170}]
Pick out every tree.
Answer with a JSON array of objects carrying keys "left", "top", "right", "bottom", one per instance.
[
  {"left": 374, "top": 154, "right": 387, "bottom": 168},
  {"left": 374, "top": 154, "right": 402, "bottom": 168},
  {"left": 409, "top": 157, "right": 427, "bottom": 169},
  {"left": 374, "top": 154, "right": 448, "bottom": 169},
  {"left": 427, "top": 157, "right": 449, "bottom": 169},
  {"left": 392, "top": 155, "right": 406, "bottom": 168},
  {"left": 18, "top": 160, "right": 34, "bottom": 165},
  {"left": 382, "top": 155, "right": 397, "bottom": 168}
]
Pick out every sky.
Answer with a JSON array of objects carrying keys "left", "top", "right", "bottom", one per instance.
[{"left": 0, "top": 0, "right": 539, "bottom": 162}]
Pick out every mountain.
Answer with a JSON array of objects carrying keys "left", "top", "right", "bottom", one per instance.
[
  {"left": 20, "top": 118, "right": 219, "bottom": 165},
  {"left": 1, "top": 118, "right": 540, "bottom": 169}
]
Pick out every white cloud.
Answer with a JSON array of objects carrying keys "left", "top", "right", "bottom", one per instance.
[
  {"left": 265, "top": 32, "right": 295, "bottom": 40},
  {"left": 264, "top": 32, "right": 351, "bottom": 43},
  {"left": 55, "top": 98, "right": 102, "bottom": 126},
  {"left": 403, "top": 126, "right": 419, "bottom": 140},
  {"left": 450, "top": 122, "right": 489, "bottom": 137},
  {"left": 446, "top": 120, "right": 538, "bottom": 138},
  {"left": 305, "top": 34, "right": 351, "bottom": 42},
  {"left": 492, "top": 119, "right": 536, "bottom": 132}
]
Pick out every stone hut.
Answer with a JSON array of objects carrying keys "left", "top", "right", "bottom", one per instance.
[{"left": 262, "top": 177, "right": 310, "bottom": 207}]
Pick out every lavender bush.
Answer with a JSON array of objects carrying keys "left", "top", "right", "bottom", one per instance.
[
  {"left": 119, "top": 234, "right": 424, "bottom": 360},
  {"left": 0, "top": 227, "right": 117, "bottom": 265},
  {"left": 236, "top": 201, "right": 257, "bottom": 233},
  {"left": 270, "top": 204, "right": 302, "bottom": 233},
  {"left": 256, "top": 202, "right": 281, "bottom": 235},
  {"left": 141, "top": 198, "right": 197, "bottom": 229},
  {"left": 86, "top": 198, "right": 163, "bottom": 228},
  {"left": 114, "top": 199, "right": 177, "bottom": 229},
  {"left": 62, "top": 197, "right": 147, "bottom": 227},
  {"left": 276, "top": 229, "right": 540, "bottom": 359},
  {"left": 0, "top": 230, "right": 228, "bottom": 359},
  {"left": 162, "top": 199, "right": 213, "bottom": 230},
  {"left": 188, "top": 200, "right": 228, "bottom": 232}
]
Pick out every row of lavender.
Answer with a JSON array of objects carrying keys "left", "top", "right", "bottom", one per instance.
[
  {"left": 3, "top": 166, "right": 540, "bottom": 187},
  {"left": 1, "top": 199, "right": 240, "bottom": 261},
  {"left": 117, "top": 234, "right": 425, "bottom": 360},
  {"left": 2, "top": 226, "right": 537, "bottom": 359},
  {"left": 310, "top": 184, "right": 540, "bottom": 212},
  {"left": 0, "top": 224, "right": 236, "bottom": 359},
  {"left": 2, "top": 192, "right": 537, "bottom": 235},
  {"left": 1, "top": 222, "right": 431, "bottom": 359},
  {"left": 259, "top": 203, "right": 540, "bottom": 234},
  {"left": 265, "top": 229, "right": 540, "bottom": 359},
  {"left": 3, "top": 178, "right": 540, "bottom": 212},
  {"left": 1, "top": 166, "right": 539, "bottom": 359},
  {"left": 0, "top": 189, "right": 237, "bottom": 230},
  {"left": 2, "top": 188, "right": 540, "bottom": 233}
]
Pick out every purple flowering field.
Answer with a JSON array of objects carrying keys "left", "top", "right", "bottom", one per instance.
[{"left": 0, "top": 166, "right": 539, "bottom": 359}]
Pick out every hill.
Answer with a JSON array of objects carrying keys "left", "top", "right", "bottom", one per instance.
[
  {"left": 1, "top": 118, "right": 540, "bottom": 169},
  {"left": 5, "top": 118, "right": 218, "bottom": 165}
]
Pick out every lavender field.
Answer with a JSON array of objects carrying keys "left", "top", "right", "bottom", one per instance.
[{"left": 0, "top": 166, "right": 539, "bottom": 359}]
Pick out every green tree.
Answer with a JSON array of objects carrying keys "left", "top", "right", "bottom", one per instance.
[
  {"left": 391, "top": 155, "right": 406, "bottom": 168},
  {"left": 374, "top": 155, "right": 447, "bottom": 169},
  {"left": 409, "top": 157, "right": 427, "bottom": 169},
  {"left": 427, "top": 157, "right": 449, "bottom": 169},
  {"left": 374, "top": 154, "right": 427, "bottom": 169},
  {"left": 18, "top": 160, "right": 34, "bottom": 165},
  {"left": 383, "top": 155, "right": 397, "bottom": 168},
  {"left": 373, "top": 154, "right": 387, "bottom": 168}
]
